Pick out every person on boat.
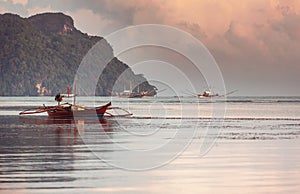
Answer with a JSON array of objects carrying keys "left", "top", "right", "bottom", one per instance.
[{"left": 55, "top": 93, "right": 64, "bottom": 105}]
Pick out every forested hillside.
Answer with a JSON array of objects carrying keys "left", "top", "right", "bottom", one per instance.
[{"left": 0, "top": 12, "right": 156, "bottom": 96}]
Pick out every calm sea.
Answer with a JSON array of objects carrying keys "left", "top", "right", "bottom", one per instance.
[{"left": 0, "top": 96, "right": 300, "bottom": 194}]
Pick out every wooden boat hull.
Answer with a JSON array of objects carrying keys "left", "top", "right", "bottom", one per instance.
[{"left": 46, "top": 102, "right": 111, "bottom": 118}]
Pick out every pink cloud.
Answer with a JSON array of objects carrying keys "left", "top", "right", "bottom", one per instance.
[
  {"left": 66, "top": 9, "right": 114, "bottom": 36},
  {"left": 12, "top": 0, "right": 28, "bottom": 6},
  {"left": 102, "top": 0, "right": 300, "bottom": 95},
  {"left": 4, "top": 0, "right": 299, "bottom": 95},
  {"left": 0, "top": 5, "right": 6, "bottom": 14},
  {"left": 27, "top": 5, "right": 53, "bottom": 16}
]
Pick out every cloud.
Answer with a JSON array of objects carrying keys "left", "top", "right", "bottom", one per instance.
[
  {"left": 272, "top": 13, "right": 300, "bottom": 40},
  {"left": 66, "top": 9, "right": 115, "bottom": 36},
  {"left": 12, "top": 0, "right": 27, "bottom": 6},
  {"left": 0, "top": 0, "right": 28, "bottom": 6},
  {"left": 177, "top": 21, "right": 207, "bottom": 40},
  {"left": 69, "top": 0, "right": 300, "bottom": 95},
  {"left": 1, "top": 0, "right": 300, "bottom": 95},
  {"left": 0, "top": 4, "right": 5, "bottom": 13},
  {"left": 27, "top": 5, "right": 52, "bottom": 16}
]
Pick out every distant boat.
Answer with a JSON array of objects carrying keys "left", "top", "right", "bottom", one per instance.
[
  {"left": 118, "top": 89, "right": 158, "bottom": 98},
  {"left": 197, "top": 90, "right": 220, "bottom": 98},
  {"left": 118, "top": 90, "right": 147, "bottom": 98},
  {"left": 117, "top": 82, "right": 156, "bottom": 98},
  {"left": 197, "top": 89, "right": 238, "bottom": 98}
]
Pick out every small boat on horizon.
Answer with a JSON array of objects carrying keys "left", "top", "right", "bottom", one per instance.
[
  {"left": 115, "top": 81, "right": 158, "bottom": 98},
  {"left": 197, "top": 90, "right": 220, "bottom": 98},
  {"left": 197, "top": 89, "right": 238, "bottom": 98}
]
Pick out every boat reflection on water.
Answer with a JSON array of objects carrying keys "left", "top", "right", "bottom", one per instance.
[
  {"left": 19, "top": 115, "right": 113, "bottom": 126},
  {"left": 19, "top": 116, "right": 114, "bottom": 147}
]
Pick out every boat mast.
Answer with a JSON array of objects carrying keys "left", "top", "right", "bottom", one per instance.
[
  {"left": 73, "top": 82, "right": 77, "bottom": 106},
  {"left": 130, "top": 81, "right": 132, "bottom": 93}
]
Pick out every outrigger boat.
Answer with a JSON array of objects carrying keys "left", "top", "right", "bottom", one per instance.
[
  {"left": 197, "top": 90, "right": 219, "bottom": 98},
  {"left": 184, "top": 89, "right": 238, "bottom": 98},
  {"left": 19, "top": 87, "right": 112, "bottom": 118},
  {"left": 118, "top": 90, "right": 147, "bottom": 98},
  {"left": 197, "top": 89, "right": 238, "bottom": 98},
  {"left": 116, "top": 82, "right": 158, "bottom": 98},
  {"left": 19, "top": 99, "right": 111, "bottom": 118}
]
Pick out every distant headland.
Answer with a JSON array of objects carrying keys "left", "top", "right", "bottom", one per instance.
[{"left": 0, "top": 12, "right": 156, "bottom": 96}]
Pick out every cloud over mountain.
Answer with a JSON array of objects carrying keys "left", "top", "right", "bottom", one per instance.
[{"left": 1, "top": 0, "right": 299, "bottom": 95}]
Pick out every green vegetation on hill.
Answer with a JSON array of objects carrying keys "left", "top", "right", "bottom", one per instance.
[{"left": 0, "top": 12, "right": 156, "bottom": 96}]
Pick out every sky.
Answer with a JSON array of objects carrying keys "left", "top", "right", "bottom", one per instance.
[{"left": 1, "top": 0, "right": 300, "bottom": 96}]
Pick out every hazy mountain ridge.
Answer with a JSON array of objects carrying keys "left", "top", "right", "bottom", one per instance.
[{"left": 0, "top": 12, "right": 156, "bottom": 96}]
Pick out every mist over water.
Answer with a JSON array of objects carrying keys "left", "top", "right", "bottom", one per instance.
[{"left": 0, "top": 96, "right": 300, "bottom": 193}]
